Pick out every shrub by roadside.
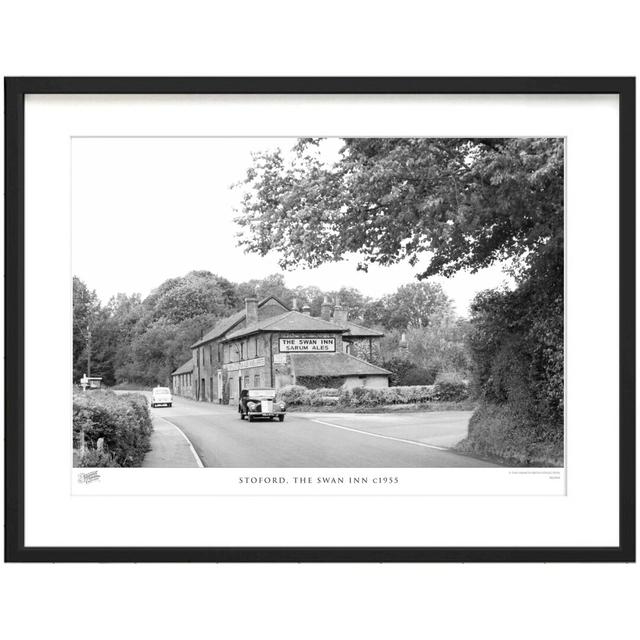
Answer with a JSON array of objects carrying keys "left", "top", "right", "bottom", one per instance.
[
  {"left": 110, "top": 382, "right": 153, "bottom": 391},
  {"left": 73, "top": 390, "right": 153, "bottom": 467},
  {"left": 433, "top": 372, "right": 469, "bottom": 402},
  {"left": 455, "top": 402, "right": 563, "bottom": 467},
  {"left": 277, "top": 383, "right": 471, "bottom": 411}
]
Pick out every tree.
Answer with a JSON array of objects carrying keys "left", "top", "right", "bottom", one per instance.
[
  {"left": 72, "top": 277, "right": 121, "bottom": 385},
  {"left": 146, "top": 271, "right": 237, "bottom": 324},
  {"left": 363, "top": 282, "right": 454, "bottom": 330},
  {"left": 235, "top": 138, "right": 563, "bottom": 281},
  {"left": 72, "top": 277, "right": 100, "bottom": 381},
  {"left": 236, "top": 273, "right": 292, "bottom": 304},
  {"left": 290, "top": 284, "right": 324, "bottom": 315},
  {"left": 328, "top": 286, "right": 370, "bottom": 322}
]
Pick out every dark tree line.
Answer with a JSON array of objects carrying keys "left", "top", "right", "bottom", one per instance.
[{"left": 73, "top": 273, "right": 468, "bottom": 387}]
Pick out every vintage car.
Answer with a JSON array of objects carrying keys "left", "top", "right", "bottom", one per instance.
[
  {"left": 151, "top": 386, "right": 173, "bottom": 408},
  {"left": 239, "top": 388, "right": 286, "bottom": 422}
]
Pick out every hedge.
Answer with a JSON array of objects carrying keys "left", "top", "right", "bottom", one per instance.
[
  {"left": 276, "top": 383, "right": 468, "bottom": 408},
  {"left": 433, "top": 372, "right": 469, "bottom": 402},
  {"left": 277, "top": 385, "right": 340, "bottom": 407},
  {"left": 73, "top": 390, "right": 153, "bottom": 467}
]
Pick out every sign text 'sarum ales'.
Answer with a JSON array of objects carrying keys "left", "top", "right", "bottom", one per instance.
[{"left": 279, "top": 338, "right": 336, "bottom": 353}]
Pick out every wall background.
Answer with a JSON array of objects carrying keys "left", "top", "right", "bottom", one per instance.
[{"left": 1, "top": 2, "right": 637, "bottom": 639}]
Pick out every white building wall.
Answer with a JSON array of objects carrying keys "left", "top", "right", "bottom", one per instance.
[{"left": 342, "top": 375, "right": 389, "bottom": 389}]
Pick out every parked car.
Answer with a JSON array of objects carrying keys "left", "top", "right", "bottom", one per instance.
[
  {"left": 151, "top": 386, "right": 172, "bottom": 408},
  {"left": 238, "top": 388, "right": 286, "bottom": 422}
]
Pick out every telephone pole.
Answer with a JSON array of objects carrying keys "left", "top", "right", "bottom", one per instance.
[{"left": 86, "top": 325, "right": 92, "bottom": 377}]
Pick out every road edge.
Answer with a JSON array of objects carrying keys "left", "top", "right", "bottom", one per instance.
[{"left": 155, "top": 415, "right": 205, "bottom": 468}]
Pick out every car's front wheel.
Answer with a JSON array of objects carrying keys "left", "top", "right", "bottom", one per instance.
[
  {"left": 150, "top": 403, "right": 155, "bottom": 408},
  {"left": 278, "top": 415, "right": 285, "bottom": 422}
]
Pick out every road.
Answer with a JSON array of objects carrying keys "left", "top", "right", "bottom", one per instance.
[{"left": 138, "top": 392, "right": 499, "bottom": 468}]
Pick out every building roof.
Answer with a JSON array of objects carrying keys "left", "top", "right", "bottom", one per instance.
[
  {"left": 191, "top": 295, "right": 288, "bottom": 348},
  {"left": 222, "top": 310, "right": 347, "bottom": 341},
  {"left": 290, "top": 352, "right": 391, "bottom": 377},
  {"left": 341, "top": 320, "right": 384, "bottom": 338},
  {"left": 171, "top": 359, "right": 194, "bottom": 376}
]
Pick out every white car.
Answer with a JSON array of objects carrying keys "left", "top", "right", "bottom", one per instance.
[{"left": 151, "top": 386, "right": 172, "bottom": 408}]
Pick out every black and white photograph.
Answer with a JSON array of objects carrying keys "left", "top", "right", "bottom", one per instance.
[
  {"left": 2, "top": 2, "right": 637, "bottom": 636},
  {"left": 72, "top": 136, "right": 564, "bottom": 472}
]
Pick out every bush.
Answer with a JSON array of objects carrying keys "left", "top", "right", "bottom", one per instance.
[
  {"left": 456, "top": 402, "right": 563, "bottom": 467},
  {"left": 279, "top": 383, "right": 465, "bottom": 409},
  {"left": 468, "top": 282, "right": 563, "bottom": 450},
  {"left": 393, "top": 385, "right": 436, "bottom": 403},
  {"left": 276, "top": 385, "right": 308, "bottom": 405},
  {"left": 433, "top": 372, "right": 469, "bottom": 401},
  {"left": 278, "top": 385, "right": 342, "bottom": 406},
  {"left": 73, "top": 390, "right": 153, "bottom": 467},
  {"left": 76, "top": 448, "right": 118, "bottom": 468},
  {"left": 340, "top": 385, "right": 436, "bottom": 407}
]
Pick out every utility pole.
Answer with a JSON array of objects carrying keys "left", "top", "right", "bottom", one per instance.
[{"left": 86, "top": 325, "right": 92, "bottom": 377}]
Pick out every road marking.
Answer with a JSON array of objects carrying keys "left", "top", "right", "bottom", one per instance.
[
  {"left": 157, "top": 416, "right": 205, "bottom": 468},
  {"left": 310, "top": 419, "right": 451, "bottom": 451}
]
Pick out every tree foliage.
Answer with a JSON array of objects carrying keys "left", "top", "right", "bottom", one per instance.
[
  {"left": 363, "top": 282, "right": 454, "bottom": 330},
  {"left": 235, "top": 138, "right": 563, "bottom": 280}
]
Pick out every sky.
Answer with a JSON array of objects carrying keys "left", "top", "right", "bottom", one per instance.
[{"left": 71, "top": 137, "right": 512, "bottom": 317}]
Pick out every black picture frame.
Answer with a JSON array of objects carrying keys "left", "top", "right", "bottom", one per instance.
[{"left": 4, "top": 76, "right": 635, "bottom": 563}]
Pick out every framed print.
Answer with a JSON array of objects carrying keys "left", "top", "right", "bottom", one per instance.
[{"left": 4, "top": 77, "right": 635, "bottom": 562}]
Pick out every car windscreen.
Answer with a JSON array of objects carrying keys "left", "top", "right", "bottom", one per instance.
[
  {"left": 249, "top": 389, "right": 275, "bottom": 398},
  {"left": 154, "top": 388, "right": 170, "bottom": 394}
]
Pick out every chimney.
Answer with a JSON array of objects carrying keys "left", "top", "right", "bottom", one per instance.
[
  {"left": 332, "top": 304, "right": 348, "bottom": 326},
  {"left": 291, "top": 296, "right": 299, "bottom": 311},
  {"left": 245, "top": 297, "right": 258, "bottom": 326},
  {"left": 301, "top": 304, "right": 311, "bottom": 315},
  {"left": 320, "top": 296, "right": 332, "bottom": 322}
]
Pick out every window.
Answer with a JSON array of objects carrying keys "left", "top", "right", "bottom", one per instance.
[
  {"left": 254, "top": 374, "right": 260, "bottom": 387},
  {"left": 244, "top": 375, "right": 249, "bottom": 388},
  {"left": 209, "top": 345, "right": 213, "bottom": 366}
]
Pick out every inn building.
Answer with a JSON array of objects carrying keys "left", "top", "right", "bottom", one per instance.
[{"left": 171, "top": 295, "right": 390, "bottom": 404}]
